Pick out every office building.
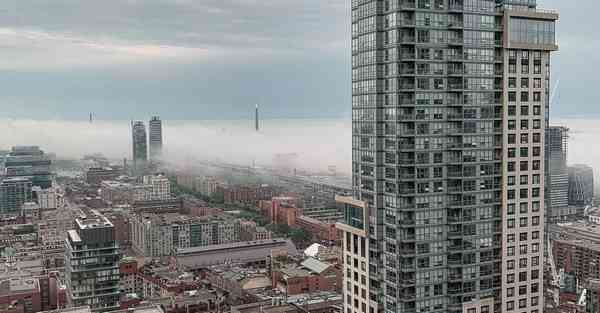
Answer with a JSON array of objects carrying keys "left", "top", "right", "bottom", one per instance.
[
  {"left": 142, "top": 174, "right": 171, "bottom": 200},
  {"left": 65, "top": 210, "right": 121, "bottom": 312},
  {"left": 0, "top": 177, "right": 33, "bottom": 215},
  {"left": 568, "top": 164, "right": 594, "bottom": 207},
  {"left": 342, "top": 1, "right": 557, "bottom": 313},
  {"left": 3, "top": 146, "right": 52, "bottom": 189},
  {"left": 131, "top": 121, "right": 148, "bottom": 174},
  {"left": 149, "top": 116, "right": 163, "bottom": 161},
  {"left": 546, "top": 126, "right": 569, "bottom": 220}
]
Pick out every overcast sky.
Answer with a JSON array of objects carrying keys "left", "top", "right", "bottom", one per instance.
[{"left": 0, "top": 0, "right": 592, "bottom": 120}]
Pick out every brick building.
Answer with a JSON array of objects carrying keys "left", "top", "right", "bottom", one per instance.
[{"left": 295, "top": 215, "right": 339, "bottom": 242}]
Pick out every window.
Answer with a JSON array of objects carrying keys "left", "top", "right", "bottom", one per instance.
[
  {"left": 508, "top": 190, "right": 516, "bottom": 200},
  {"left": 507, "top": 300, "right": 514, "bottom": 311},
  {"left": 507, "top": 260, "right": 515, "bottom": 270},
  {"left": 519, "top": 233, "right": 527, "bottom": 241},
  {"left": 509, "top": 78, "right": 517, "bottom": 88},
  {"left": 520, "top": 133, "right": 528, "bottom": 144},
  {"left": 508, "top": 120, "right": 516, "bottom": 130},
  {"left": 508, "top": 162, "right": 516, "bottom": 172},
  {"left": 532, "top": 147, "right": 541, "bottom": 157},
  {"left": 532, "top": 243, "right": 540, "bottom": 253},
  {"left": 507, "top": 273, "right": 515, "bottom": 284},
  {"left": 532, "top": 133, "right": 541, "bottom": 143},
  {"left": 508, "top": 204, "right": 516, "bottom": 215},
  {"left": 520, "top": 202, "right": 528, "bottom": 214},
  {"left": 520, "top": 92, "right": 529, "bottom": 102},
  {"left": 520, "top": 147, "right": 528, "bottom": 157},
  {"left": 533, "top": 105, "right": 541, "bottom": 115},
  {"left": 520, "top": 161, "right": 528, "bottom": 171},
  {"left": 520, "top": 120, "right": 528, "bottom": 130},
  {"left": 519, "top": 258, "right": 528, "bottom": 269},
  {"left": 507, "top": 287, "right": 515, "bottom": 297},
  {"left": 531, "top": 283, "right": 539, "bottom": 293},
  {"left": 519, "top": 271, "right": 527, "bottom": 282},
  {"left": 533, "top": 78, "right": 541, "bottom": 88},
  {"left": 519, "top": 244, "right": 527, "bottom": 254},
  {"left": 519, "top": 285, "right": 527, "bottom": 295},
  {"left": 508, "top": 233, "right": 516, "bottom": 243},
  {"left": 508, "top": 148, "right": 516, "bottom": 158},
  {"left": 520, "top": 189, "right": 528, "bottom": 199},
  {"left": 533, "top": 92, "right": 541, "bottom": 102},
  {"left": 521, "top": 78, "right": 529, "bottom": 88},
  {"left": 532, "top": 160, "right": 540, "bottom": 170},
  {"left": 508, "top": 134, "right": 516, "bottom": 144},
  {"left": 508, "top": 176, "right": 516, "bottom": 186},
  {"left": 520, "top": 175, "right": 528, "bottom": 185},
  {"left": 532, "top": 188, "right": 540, "bottom": 198},
  {"left": 532, "top": 231, "right": 540, "bottom": 240},
  {"left": 520, "top": 217, "right": 528, "bottom": 227},
  {"left": 532, "top": 201, "right": 540, "bottom": 212},
  {"left": 508, "top": 246, "right": 515, "bottom": 256},
  {"left": 532, "top": 296, "right": 539, "bottom": 306},
  {"left": 533, "top": 119, "right": 541, "bottom": 129},
  {"left": 508, "top": 92, "right": 517, "bottom": 102},
  {"left": 519, "top": 299, "right": 526, "bottom": 309},
  {"left": 531, "top": 270, "right": 539, "bottom": 279},
  {"left": 532, "top": 174, "right": 540, "bottom": 184}
]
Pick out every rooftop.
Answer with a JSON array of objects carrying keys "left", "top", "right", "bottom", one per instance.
[{"left": 75, "top": 209, "right": 113, "bottom": 229}]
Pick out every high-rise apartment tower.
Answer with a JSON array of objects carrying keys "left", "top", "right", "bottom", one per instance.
[
  {"left": 65, "top": 210, "right": 121, "bottom": 312},
  {"left": 340, "top": 1, "right": 558, "bottom": 313},
  {"left": 131, "top": 121, "right": 148, "bottom": 173},
  {"left": 148, "top": 116, "right": 163, "bottom": 160}
]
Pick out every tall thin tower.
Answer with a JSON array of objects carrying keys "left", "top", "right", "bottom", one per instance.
[
  {"left": 131, "top": 121, "right": 148, "bottom": 174},
  {"left": 149, "top": 116, "right": 163, "bottom": 160},
  {"left": 255, "top": 104, "right": 260, "bottom": 132},
  {"left": 338, "top": 1, "right": 558, "bottom": 313}
]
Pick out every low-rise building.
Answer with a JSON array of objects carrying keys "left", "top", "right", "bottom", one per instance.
[
  {"left": 271, "top": 257, "right": 341, "bottom": 296},
  {"left": 85, "top": 167, "right": 122, "bottom": 186},
  {"left": 130, "top": 213, "right": 240, "bottom": 258},
  {"left": 295, "top": 215, "right": 339, "bottom": 242}
]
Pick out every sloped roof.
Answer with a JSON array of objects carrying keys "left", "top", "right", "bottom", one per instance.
[{"left": 301, "top": 257, "right": 332, "bottom": 274}]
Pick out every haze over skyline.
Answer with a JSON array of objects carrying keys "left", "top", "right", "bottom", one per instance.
[{"left": 0, "top": 0, "right": 591, "bottom": 120}]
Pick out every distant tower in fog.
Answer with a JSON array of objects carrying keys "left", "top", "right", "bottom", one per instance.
[
  {"left": 255, "top": 104, "right": 259, "bottom": 132},
  {"left": 149, "top": 116, "right": 163, "bottom": 160},
  {"left": 131, "top": 121, "right": 147, "bottom": 174}
]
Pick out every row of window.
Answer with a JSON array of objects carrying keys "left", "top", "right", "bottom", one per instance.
[{"left": 507, "top": 216, "right": 541, "bottom": 228}]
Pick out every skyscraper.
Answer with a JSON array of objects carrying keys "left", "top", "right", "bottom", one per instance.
[
  {"left": 148, "top": 116, "right": 163, "bottom": 160},
  {"left": 340, "top": 1, "right": 557, "bottom": 313},
  {"left": 131, "top": 121, "right": 148, "bottom": 173},
  {"left": 568, "top": 164, "right": 594, "bottom": 207},
  {"left": 546, "top": 126, "right": 569, "bottom": 221},
  {"left": 65, "top": 210, "right": 121, "bottom": 312}
]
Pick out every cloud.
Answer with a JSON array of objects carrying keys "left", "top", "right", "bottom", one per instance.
[
  {"left": 0, "top": 0, "right": 348, "bottom": 70},
  {"left": 0, "top": 118, "right": 352, "bottom": 174}
]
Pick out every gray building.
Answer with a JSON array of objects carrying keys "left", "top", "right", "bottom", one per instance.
[
  {"left": 340, "top": 1, "right": 557, "bottom": 313},
  {"left": 546, "top": 126, "right": 569, "bottom": 220},
  {"left": 65, "top": 210, "right": 121, "bottom": 312},
  {"left": 569, "top": 164, "right": 594, "bottom": 206},
  {"left": 131, "top": 121, "right": 148, "bottom": 174},
  {"left": 149, "top": 116, "right": 163, "bottom": 161},
  {"left": 0, "top": 177, "right": 32, "bottom": 215},
  {"left": 3, "top": 146, "right": 52, "bottom": 189}
]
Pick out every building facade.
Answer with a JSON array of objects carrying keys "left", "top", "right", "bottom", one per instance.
[
  {"left": 130, "top": 213, "right": 241, "bottom": 258},
  {"left": 0, "top": 178, "right": 32, "bottom": 215},
  {"left": 142, "top": 174, "right": 171, "bottom": 200},
  {"left": 568, "top": 164, "right": 594, "bottom": 207},
  {"left": 131, "top": 121, "right": 148, "bottom": 174},
  {"left": 65, "top": 210, "right": 121, "bottom": 312},
  {"left": 149, "top": 116, "right": 163, "bottom": 161},
  {"left": 344, "top": 1, "right": 557, "bottom": 313},
  {"left": 546, "top": 126, "right": 569, "bottom": 220},
  {"left": 3, "top": 146, "right": 52, "bottom": 189}
]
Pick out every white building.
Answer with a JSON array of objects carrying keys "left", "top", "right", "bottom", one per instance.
[
  {"left": 33, "top": 186, "right": 61, "bottom": 210},
  {"left": 143, "top": 174, "right": 171, "bottom": 200}
]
